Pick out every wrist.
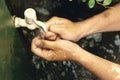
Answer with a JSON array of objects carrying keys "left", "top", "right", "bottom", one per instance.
[
  {"left": 75, "top": 16, "right": 100, "bottom": 39},
  {"left": 70, "top": 46, "right": 84, "bottom": 62},
  {"left": 74, "top": 21, "right": 92, "bottom": 39},
  {"left": 71, "top": 46, "right": 93, "bottom": 64}
]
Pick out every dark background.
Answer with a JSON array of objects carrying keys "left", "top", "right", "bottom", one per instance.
[{"left": 0, "top": 0, "right": 120, "bottom": 80}]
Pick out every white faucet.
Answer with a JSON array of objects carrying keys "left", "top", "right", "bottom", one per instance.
[{"left": 13, "top": 8, "right": 47, "bottom": 32}]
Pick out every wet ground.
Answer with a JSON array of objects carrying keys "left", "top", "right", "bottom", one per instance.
[{"left": 0, "top": 0, "right": 120, "bottom": 80}]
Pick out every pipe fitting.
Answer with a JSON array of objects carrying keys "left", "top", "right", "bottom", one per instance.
[{"left": 13, "top": 8, "right": 47, "bottom": 31}]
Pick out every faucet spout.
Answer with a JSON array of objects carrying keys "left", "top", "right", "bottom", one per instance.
[{"left": 13, "top": 8, "right": 47, "bottom": 31}]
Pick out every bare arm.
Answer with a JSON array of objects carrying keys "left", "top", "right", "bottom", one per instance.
[
  {"left": 76, "top": 3, "right": 120, "bottom": 38},
  {"left": 73, "top": 47, "right": 120, "bottom": 80},
  {"left": 31, "top": 37, "right": 120, "bottom": 80},
  {"left": 45, "top": 3, "right": 120, "bottom": 41},
  {"left": 32, "top": 3, "right": 120, "bottom": 80}
]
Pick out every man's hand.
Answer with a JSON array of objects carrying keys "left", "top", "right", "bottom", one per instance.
[
  {"left": 31, "top": 37, "right": 80, "bottom": 61},
  {"left": 45, "top": 17, "right": 81, "bottom": 42}
]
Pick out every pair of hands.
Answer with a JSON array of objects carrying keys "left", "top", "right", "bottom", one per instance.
[{"left": 31, "top": 17, "right": 83, "bottom": 61}]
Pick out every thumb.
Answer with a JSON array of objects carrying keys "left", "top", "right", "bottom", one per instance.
[{"left": 37, "top": 40, "right": 56, "bottom": 50}]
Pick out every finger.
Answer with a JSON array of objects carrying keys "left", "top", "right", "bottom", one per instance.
[
  {"left": 49, "top": 24, "right": 64, "bottom": 35},
  {"left": 46, "top": 35, "right": 57, "bottom": 41},
  {"left": 32, "top": 36, "right": 56, "bottom": 50},
  {"left": 45, "top": 16, "right": 64, "bottom": 29},
  {"left": 31, "top": 38, "right": 55, "bottom": 60},
  {"left": 45, "top": 16, "right": 58, "bottom": 29},
  {"left": 40, "top": 40, "right": 56, "bottom": 49},
  {"left": 45, "top": 31, "right": 57, "bottom": 40},
  {"left": 31, "top": 37, "right": 42, "bottom": 55}
]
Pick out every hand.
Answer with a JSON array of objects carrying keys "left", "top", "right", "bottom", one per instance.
[
  {"left": 31, "top": 37, "right": 80, "bottom": 61},
  {"left": 45, "top": 16, "right": 81, "bottom": 42}
]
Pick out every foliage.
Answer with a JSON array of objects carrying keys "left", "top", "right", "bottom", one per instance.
[{"left": 81, "top": 0, "right": 112, "bottom": 8}]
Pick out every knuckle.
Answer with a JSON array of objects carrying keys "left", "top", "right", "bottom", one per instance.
[
  {"left": 45, "top": 52, "right": 55, "bottom": 61},
  {"left": 31, "top": 45, "right": 35, "bottom": 53},
  {"left": 52, "top": 16, "right": 58, "bottom": 19},
  {"left": 40, "top": 40, "right": 45, "bottom": 48},
  {"left": 46, "top": 58, "right": 52, "bottom": 61},
  {"left": 45, "top": 56, "right": 53, "bottom": 61}
]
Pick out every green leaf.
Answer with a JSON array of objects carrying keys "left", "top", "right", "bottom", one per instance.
[
  {"left": 96, "top": 0, "right": 103, "bottom": 2},
  {"left": 88, "top": 0, "right": 95, "bottom": 8},
  {"left": 82, "top": 0, "right": 86, "bottom": 2},
  {"left": 103, "top": 0, "right": 112, "bottom": 6}
]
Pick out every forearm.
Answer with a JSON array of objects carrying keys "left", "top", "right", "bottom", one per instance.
[
  {"left": 73, "top": 47, "right": 120, "bottom": 80},
  {"left": 76, "top": 3, "right": 120, "bottom": 38}
]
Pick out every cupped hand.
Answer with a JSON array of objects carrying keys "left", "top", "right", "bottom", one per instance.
[
  {"left": 45, "top": 16, "right": 81, "bottom": 42},
  {"left": 31, "top": 37, "right": 80, "bottom": 61}
]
